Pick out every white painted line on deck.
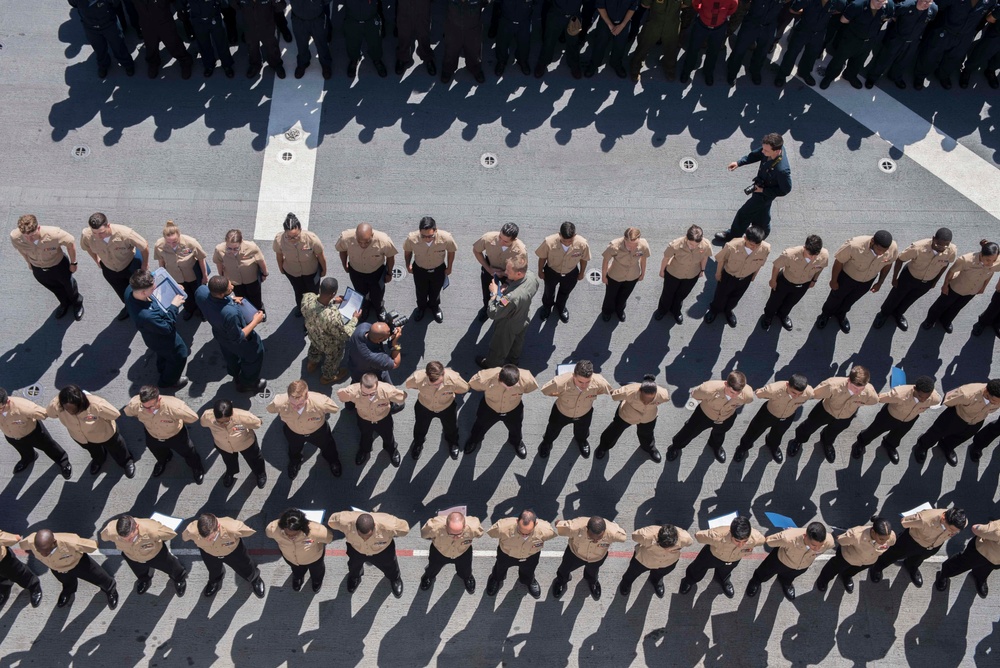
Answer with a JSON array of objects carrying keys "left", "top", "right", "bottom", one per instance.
[{"left": 252, "top": 49, "right": 327, "bottom": 240}]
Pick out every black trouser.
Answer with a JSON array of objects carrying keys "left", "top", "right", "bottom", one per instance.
[
  {"left": 940, "top": 538, "right": 1000, "bottom": 585},
  {"left": 495, "top": 17, "right": 531, "bottom": 67},
  {"left": 357, "top": 414, "right": 397, "bottom": 455},
  {"left": 872, "top": 530, "right": 940, "bottom": 574},
  {"left": 683, "top": 545, "right": 739, "bottom": 584},
  {"left": 540, "top": 405, "right": 593, "bottom": 447},
  {"left": 866, "top": 36, "right": 917, "bottom": 83},
  {"left": 201, "top": 544, "right": 259, "bottom": 584},
  {"left": 915, "top": 27, "right": 976, "bottom": 81},
  {"left": 681, "top": 19, "right": 727, "bottom": 79},
  {"left": 738, "top": 405, "right": 794, "bottom": 453},
  {"left": 5, "top": 423, "right": 70, "bottom": 469},
  {"left": 0, "top": 549, "right": 40, "bottom": 592},
  {"left": 349, "top": 265, "right": 387, "bottom": 320},
  {"left": 823, "top": 31, "right": 874, "bottom": 81},
  {"left": 816, "top": 548, "right": 867, "bottom": 587},
  {"left": 965, "top": 31, "right": 1000, "bottom": 74},
  {"left": 877, "top": 266, "right": 935, "bottom": 319},
  {"left": 855, "top": 405, "right": 917, "bottom": 451},
  {"left": 467, "top": 399, "right": 524, "bottom": 446},
  {"left": 793, "top": 403, "right": 853, "bottom": 448},
  {"left": 32, "top": 257, "right": 81, "bottom": 309},
  {"left": 284, "top": 556, "right": 325, "bottom": 585},
  {"left": 153, "top": 342, "right": 188, "bottom": 388},
  {"left": 776, "top": 26, "right": 825, "bottom": 78},
  {"left": 286, "top": 271, "right": 321, "bottom": 312},
  {"left": 602, "top": 278, "right": 637, "bottom": 317},
  {"left": 344, "top": 15, "right": 383, "bottom": 61},
  {"left": 599, "top": 410, "right": 656, "bottom": 451},
  {"left": 541, "top": 265, "right": 580, "bottom": 312},
  {"left": 424, "top": 544, "right": 473, "bottom": 580},
  {"left": 346, "top": 541, "right": 400, "bottom": 581},
  {"left": 657, "top": 273, "right": 699, "bottom": 318},
  {"left": 442, "top": 7, "right": 482, "bottom": 75},
  {"left": 102, "top": 257, "right": 140, "bottom": 304},
  {"left": 218, "top": 439, "right": 266, "bottom": 478},
  {"left": 77, "top": 433, "right": 134, "bottom": 469},
  {"left": 136, "top": 11, "right": 193, "bottom": 68},
  {"left": 81, "top": 21, "right": 135, "bottom": 70},
  {"left": 242, "top": 4, "right": 283, "bottom": 70},
  {"left": 730, "top": 193, "right": 773, "bottom": 238},
  {"left": 671, "top": 406, "right": 737, "bottom": 452},
  {"left": 538, "top": 10, "right": 582, "bottom": 69},
  {"left": 821, "top": 273, "right": 874, "bottom": 320},
  {"left": 556, "top": 549, "right": 607, "bottom": 583},
  {"left": 588, "top": 19, "right": 630, "bottom": 69},
  {"left": 763, "top": 274, "right": 810, "bottom": 320},
  {"left": 727, "top": 20, "right": 779, "bottom": 79},
  {"left": 972, "top": 418, "right": 1000, "bottom": 452},
  {"left": 975, "top": 291, "right": 1000, "bottom": 329},
  {"left": 180, "top": 279, "right": 200, "bottom": 316},
  {"left": 915, "top": 407, "right": 982, "bottom": 455},
  {"left": 284, "top": 422, "right": 341, "bottom": 467},
  {"left": 52, "top": 555, "right": 115, "bottom": 594},
  {"left": 292, "top": 13, "right": 332, "bottom": 68},
  {"left": 191, "top": 16, "right": 235, "bottom": 69},
  {"left": 233, "top": 280, "right": 264, "bottom": 312},
  {"left": 413, "top": 402, "right": 459, "bottom": 447},
  {"left": 396, "top": 0, "right": 433, "bottom": 64},
  {"left": 751, "top": 549, "right": 803, "bottom": 587},
  {"left": 926, "top": 291, "right": 975, "bottom": 328},
  {"left": 145, "top": 426, "right": 204, "bottom": 473},
  {"left": 490, "top": 548, "right": 540, "bottom": 585},
  {"left": 620, "top": 554, "right": 676, "bottom": 588},
  {"left": 124, "top": 546, "right": 187, "bottom": 584},
  {"left": 710, "top": 271, "right": 753, "bottom": 315},
  {"left": 413, "top": 263, "right": 446, "bottom": 311}
]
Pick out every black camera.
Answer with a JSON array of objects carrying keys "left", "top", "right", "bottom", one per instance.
[
  {"left": 379, "top": 310, "right": 409, "bottom": 329},
  {"left": 744, "top": 182, "right": 757, "bottom": 196}
]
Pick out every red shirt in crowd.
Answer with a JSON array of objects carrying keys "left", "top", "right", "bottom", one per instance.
[{"left": 693, "top": 0, "right": 739, "bottom": 27}]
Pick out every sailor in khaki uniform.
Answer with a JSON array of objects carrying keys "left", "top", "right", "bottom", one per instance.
[
  {"left": 419, "top": 511, "right": 484, "bottom": 594},
  {"left": 335, "top": 223, "right": 398, "bottom": 321},
  {"left": 667, "top": 371, "right": 754, "bottom": 464},
  {"left": 705, "top": 226, "right": 771, "bottom": 328},
  {"left": 402, "top": 216, "right": 457, "bottom": 323},
  {"left": 680, "top": 516, "right": 765, "bottom": 598},
  {"left": 746, "top": 522, "right": 834, "bottom": 601},
  {"left": 596, "top": 374, "right": 671, "bottom": 462},
  {"left": 875, "top": 228, "right": 957, "bottom": 331},
  {"left": 816, "top": 516, "right": 896, "bottom": 594},
  {"left": 0, "top": 529, "right": 42, "bottom": 609},
  {"left": 535, "top": 221, "right": 591, "bottom": 323},
  {"left": 153, "top": 220, "right": 208, "bottom": 320},
  {"left": 200, "top": 398, "right": 267, "bottom": 489},
  {"left": 485, "top": 510, "right": 558, "bottom": 599},
  {"left": 337, "top": 374, "right": 408, "bottom": 468},
  {"left": 405, "top": 362, "right": 470, "bottom": 460},
  {"left": 266, "top": 380, "right": 342, "bottom": 479},
  {"left": 760, "top": 235, "right": 829, "bottom": 331},
  {"left": 20, "top": 529, "right": 118, "bottom": 609},
  {"left": 80, "top": 211, "right": 149, "bottom": 319},
  {"left": 182, "top": 514, "right": 264, "bottom": 598},
  {"left": 787, "top": 366, "right": 879, "bottom": 464},
  {"left": 818, "top": 230, "right": 898, "bottom": 334},
  {"left": 273, "top": 213, "right": 326, "bottom": 316},
  {"left": 266, "top": 508, "right": 334, "bottom": 593},
  {"left": 937, "top": 517, "right": 1000, "bottom": 598},
  {"left": 654, "top": 225, "right": 712, "bottom": 324},
  {"left": 100, "top": 515, "right": 187, "bottom": 595},
  {"left": 328, "top": 510, "right": 410, "bottom": 598},
  {"left": 464, "top": 364, "right": 539, "bottom": 459},
  {"left": 472, "top": 223, "right": 527, "bottom": 320},
  {"left": 10, "top": 214, "right": 84, "bottom": 320},
  {"left": 123, "top": 386, "right": 205, "bottom": 483},
  {"left": 619, "top": 524, "right": 692, "bottom": 599},
  {"left": 48, "top": 385, "right": 135, "bottom": 477},
  {"left": 870, "top": 508, "right": 966, "bottom": 587},
  {"left": 851, "top": 376, "right": 940, "bottom": 464},
  {"left": 600, "top": 227, "right": 650, "bottom": 322},
  {"left": 552, "top": 516, "right": 627, "bottom": 600},
  {"left": 923, "top": 241, "right": 1000, "bottom": 333},
  {"left": 212, "top": 229, "right": 269, "bottom": 315},
  {"left": 914, "top": 380, "right": 1000, "bottom": 467},
  {"left": 735, "top": 374, "right": 813, "bottom": 464},
  {"left": 538, "top": 360, "right": 613, "bottom": 459},
  {"left": 0, "top": 387, "right": 72, "bottom": 479}
]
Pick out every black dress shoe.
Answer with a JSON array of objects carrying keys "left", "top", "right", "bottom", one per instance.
[
  {"left": 884, "top": 446, "right": 899, "bottom": 465},
  {"left": 57, "top": 590, "right": 75, "bottom": 608},
  {"left": 356, "top": 449, "right": 371, "bottom": 466},
  {"left": 411, "top": 443, "right": 423, "bottom": 460},
  {"left": 464, "top": 576, "right": 476, "bottom": 594},
  {"left": 514, "top": 441, "right": 527, "bottom": 459},
  {"left": 799, "top": 72, "right": 816, "bottom": 86},
  {"left": 652, "top": 580, "right": 665, "bottom": 598},
  {"left": 390, "top": 448, "right": 401, "bottom": 468},
  {"left": 666, "top": 447, "right": 680, "bottom": 462},
  {"left": 201, "top": 581, "right": 220, "bottom": 598},
  {"left": 725, "top": 312, "right": 738, "bottom": 328},
  {"left": 222, "top": 473, "right": 235, "bottom": 489},
  {"left": 30, "top": 587, "right": 43, "bottom": 607},
  {"left": 976, "top": 580, "right": 989, "bottom": 598},
  {"left": 104, "top": 586, "right": 118, "bottom": 609},
  {"left": 787, "top": 440, "right": 801, "bottom": 458},
  {"left": 414, "top": 309, "right": 425, "bottom": 322},
  {"left": 745, "top": 578, "right": 760, "bottom": 598},
  {"left": 182, "top": 308, "right": 194, "bottom": 321},
  {"left": 619, "top": 581, "right": 631, "bottom": 597},
  {"left": 391, "top": 578, "right": 404, "bottom": 598},
  {"left": 602, "top": 312, "right": 612, "bottom": 322},
  {"left": 433, "top": 310, "right": 443, "bottom": 323},
  {"left": 815, "top": 579, "right": 828, "bottom": 592},
  {"left": 425, "top": 59, "right": 437, "bottom": 76},
  {"left": 972, "top": 323, "right": 985, "bottom": 336},
  {"left": 970, "top": 448, "right": 984, "bottom": 463},
  {"left": 486, "top": 577, "right": 501, "bottom": 596},
  {"left": 774, "top": 75, "right": 786, "bottom": 87},
  {"left": 477, "top": 307, "right": 488, "bottom": 323},
  {"left": 55, "top": 303, "right": 70, "bottom": 319},
  {"left": 733, "top": 447, "right": 747, "bottom": 463},
  {"left": 845, "top": 75, "right": 862, "bottom": 89},
  {"left": 420, "top": 575, "right": 433, "bottom": 591},
  {"left": 552, "top": 579, "right": 567, "bottom": 599},
  {"left": 838, "top": 317, "right": 851, "bottom": 334},
  {"left": 704, "top": 310, "right": 717, "bottom": 324},
  {"left": 474, "top": 69, "right": 485, "bottom": 84},
  {"left": 257, "top": 472, "right": 268, "bottom": 488},
  {"left": 312, "top": 579, "right": 323, "bottom": 593},
  {"left": 520, "top": 61, "right": 531, "bottom": 75},
  {"left": 74, "top": 302, "right": 85, "bottom": 321},
  {"left": 843, "top": 577, "right": 855, "bottom": 594},
  {"left": 117, "top": 307, "right": 130, "bottom": 321},
  {"left": 538, "top": 443, "right": 551, "bottom": 459},
  {"left": 1, "top": 586, "right": 12, "bottom": 608},
  {"left": 223, "top": 66, "right": 235, "bottom": 78},
  {"left": 896, "top": 315, "right": 909, "bottom": 331},
  {"left": 759, "top": 315, "right": 771, "bottom": 331},
  {"left": 914, "top": 447, "right": 928, "bottom": 464},
  {"left": 475, "top": 356, "right": 490, "bottom": 369},
  {"left": 721, "top": 579, "right": 735, "bottom": 598},
  {"left": 193, "top": 469, "right": 205, "bottom": 485},
  {"left": 595, "top": 446, "right": 608, "bottom": 460},
  {"left": 175, "top": 575, "right": 187, "bottom": 596},
  {"left": 851, "top": 444, "right": 865, "bottom": 460},
  {"left": 136, "top": 578, "right": 151, "bottom": 595},
  {"left": 527, "top": 579, "right": 541, "bottom": 599},
  {"left": 13, "top": 454, "right": 36, "bottom": 474},
  {"left": 943, "top": 322, "right": 953, "bottom": 334},
  {"left": 252, "top": 577, "right": 265, "bottom": 599},
  {"left": 823, "top": 444, "right": 836, "bottom": 464},
  {"left": 679, "top": 579, "right": 692, "bottom": 594},
  {"left": 588, "top": 580, "right": 602, "bottom": 600},
  {"left": 578, "top": 441, "right": 591, "bottom": 458},
  {"left": 934, "top": 572, "right": 947, "bottom": 591},
  {"left": 292, "top": 576, "right": 304, "bottom": 591},
  {"left": 288, "top": 459, "right": 302, "bottom": 480},
  {"left": 448, "top": 443, "right": 460, "bottom": 460},
  {"left": 869, "top": 568, "right": 883, "bottom": 584},
  {"left": 945, "top": 449, "right": 958, "bottom": 467},
  {"left": 617, "top": 312, "right": 626, "bottom": 323},
  {"left": 782, "top": 583, "right": 796, "bottom": 601},
  {"left": 495, "top": 61, "right": 506, "bottom": 77},
  {"left": 815, "top": 315, "right": 829, "bottom": 329},
  {"left": 538, "top": 307, "right": 551, "bottom": 321},
  {"left": 295, "top": 65, "right": 307, "bottom": 78},
  {"left": 714, "top": 447, "right": 727, "bottom": 464},
  {"left": 125, "top": 459, "right": 136, "bottom": 478},
  {"left": 441, "top": 71, "right": 453, "bottom": 83},
  {"left": 873, "top": 312, "right": 887, "bottom": 329},
  {"left": 921, "top": 319, "right": 934, "bottom": 330},
  {"left": 645, "top": 445, "right": 663, "bottom": 463},
  {"left": 347, "top": 576, "right": 362, "bottom": 593},
  {"left": 911, "top": 569, "right": 923, "bottom": 587},
  {"left": 559, "top": 308, "right": 569, "bottom": 323},
  {"left": 771, "top": 447, "right": 784, "bottom": 464},
  {"left": 464, "top": 441, "right": 480, "bottom": 455},
  {"left": 89, "top": 459, "right": 104, "bottom": 475},
  {"left": 864, "top": 78, "right": 875, "bottom": 89},
  {"left": 59, "top": 463, "right": 72, "bottom": 480},
  {"left": 653, "top": 310, "right": 665, "bottom": 321}
]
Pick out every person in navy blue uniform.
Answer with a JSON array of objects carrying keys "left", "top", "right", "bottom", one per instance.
[
  {"left": 495, "top": 0, "right": 536, "bottom": 76},
  {"left": 130, "top": 0, "right": 195, "bottom": 79},
  {"left": 287, "top": 0, "right": 333, "bottom": 79},
  {"left": 234, "top": 0, "right": 288, "bottom": 79},
  {"left": 395, "top": 0, "right": 437, "bottom": 75},
  {"left": 195, "top": 276, "right": 268, "bottom": 393},
  {"left": 819, "top": 0, "right": 893, "bottom": 89},
  {"left": 179, "top": 0, "right": 235, "bottom": 77},
  {"left": 679, "top": 0, "right": 740, "bottom": 84},
  {"left": 584, "top": 0, "right": 639, "bottom": 77},
  {"left": 726, "top": 0, "right": 789, "bottom": 84},
  {"left": 715, "top": 133, "right": 791, "bottom": 243},
  {"left": 68, "top": 0, "right": 137, "bottom": 78},
  {"left": 864, "top": 0, "right": 936, "bottom": 87},
  {"left": 442, "top": 0, "right": 488, "bottom": 83},
  {"left": 913, "top": 0, "right": 999, "bottom": 89},
  {"left": 960, "top": 16, "right": 1000, "bottom": 88},
  {"left": 344, "top": 0, "right": 388, "bottom": 77},
  {"left": 124, "top": 270, "right": 189, "bottom": 390},
  {"left": 536, "top": 0, "right": 585, "bottom": 79},
  {"left": 775, "top": 0, "right": 846, "bottom": 85}
]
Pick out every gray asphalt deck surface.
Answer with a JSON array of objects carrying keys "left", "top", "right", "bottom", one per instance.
[{"left": 0, "top": 2, "right": 998, "bottom": 667}]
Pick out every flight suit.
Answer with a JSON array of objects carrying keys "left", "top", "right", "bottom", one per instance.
[
  {"left": 484, "top": 270, "right": 540, "bottom": 367},
  {"left": 629, "top": 0, "right": 687, "bottom": 79}
]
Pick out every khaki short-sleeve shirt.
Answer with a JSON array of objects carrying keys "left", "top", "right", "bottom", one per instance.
[
  {"left": 154, "top": 234, "right": 207, "bottom": 283},
  {"left": 124, "top": 395, "right": 198, "bottom": 440},
  {"left": 692, "top": 380, "right": 754, "bottom": 422},
  {"left": 20, "top": 532, "right": 98, "bottom": 573},
  {"left": 611, "top": 384, "right": 671, "bottom": 424},
  {"left": 897, "top": 238, "right": 957, "bottom": 281},
  {"left": 328, "top": 511, "right": 410, "bottom": 556},
  {"left": 473, "top": 232, "right": 527, "bottom": 272},
  {"left": 603, "top": 237, "right": 651, "bottom": 282},
  {"left": 632, "top": 526, "right": 694, "bottom": 569},
  {"left": 695, "top": 527, "right": 766, "bottom": 563},
  {"left": 663, "top": 237, "right": 712, "bottom": 280},
  {"left": 766, "top": 528, "right": 835, "bottom": 570},
  {"left": 100, "top": 518, "right": 176, "bottom": 563},
  {"left": 200, "top": 408, "right": 261, "bottom": 453},
  {"left": 266, "top": 520, "right": 333, "bottom": 565},
  {"left": 403, "top": 229, "right": 458, "bottom": 270},
  {"left": 0, "top": 397, "right": 48, "bottom": 440},
  {"left": 879, "top": 385, "right": 940, "bottom": 422},
  {"left": 837, "top": 525, "right": 896, "bottom": 567},
  {"left": 81, "top": 224, "right": 147, "bottom": 272},
  {"left": 47, "top": 393, "right": 119, "bottom": 444},
  {"left": 266, "top": 392, "right": 339, "bottom": 435},
  {"left": 487, "top": 518, "right": 557, "bottom": 559},
  {"left": 943, "top": 384, "right": 1000, "bottom": 425},
  {"left": 557, "top": 517, "right": 627, "bottom": 563},
  {"left": 716, "top": 238, "right": 771, "bottom": 279},
  {"left": 213, "top": 240, "right": 265, "bottom": 285},
  {"left": 420, "top": 516, "right": 484, "bottom": 559},
  {"left": 948, "top": 252, "right": 1000, "bottom": 296},
  {"left": 339, "top": 382, "right": 406, "bottom": 423},
  {"left": 812, "top": 377, "right": 879, "bottom": 419},
  {"left": 541, "top": 372, "right": 613, "bottom": 419},
  {"left": 10, "top": 226, "right": 74, "bottom": 268},
  {"left": 773, "top": 246, "right": 829, "bottom": 285},
  {"left": 469, "top": 368, "right": 538, "bottom": 414},
  {"left": 335, "top": 229, "right": 398, "bottom": 274},
  {"left": 535, "top": 234, "right": 591, "bottom": 274},
  {"left": 756, "top": 382, "right": 814, "bottom": 420},
  {"left": 835, "top": 236, "right": 899, "bottom": 283},
  {"left": 274, "top": 230, "right": 324, "bottom": 277},
  {"left": 405, "top": 369, "right": 469, "bottom": 412},
  {"left": 182, "top": 517, "right": 255, "bottom": 557}
]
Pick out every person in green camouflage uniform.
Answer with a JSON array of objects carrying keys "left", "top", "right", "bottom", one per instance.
[
  {"left": 302, "top": 278, "right": 360, "bottom": 384},
  {"left": 629, "top": 0, "right": 690, "bottom": 81}
]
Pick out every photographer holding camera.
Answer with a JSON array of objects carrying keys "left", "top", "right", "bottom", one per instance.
[
  {"left": 715, "top": 133, "right": 792, "bottom": 244},
  {"left": 346, "top": 320, "right": 404, "bottom": 386}
]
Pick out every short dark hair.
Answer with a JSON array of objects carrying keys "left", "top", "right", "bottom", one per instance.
[
  {"left": 278, "top": 508, "right": 311, "bottom": 534},
  {"left": 419, "top": 216, "right": 436, "bottom": 231},
  {"left": 425, "top": 361, "right": 444, "bottom": 382},
  {"left": 762, "top": 133, "right": 783, "bottom": 150},
  {"left": 498, "top": 364, "right": 520, "bottom": 387},
  {"left": 129, "top": 270, "right": 155, "bottom": 290},
  {"left": 225, "top": 229, "right": 243, "bottom": 244},
  {"left": 138, "top": 385, "right": 160, "bottom": 403},
  {"left": 657, "top": 525, "right": 679, "bottom": 548},
  {"left": 58, "top": 385, "right": 90, "bottom": 411},
  {"left": 319, "top": 277, "right": 339, "bottom": 296},
  {"left": 116, "top": 515, "right": 136, "bottom": 537},
  {"left": 871, "top": 516, "right": 892, "bottom": 537},
  {"left": 686, "top": 225, "right": 704, "bottom": 242},
  {"left": 982, "top": 240, "right": 1000, "bottom": 258},
  {"left": 283, "top": 213, "right": 301, "bottom": 231},
  {"left": 213, "top": 398, "right": 234, "bottom": 420},
  {"left": 944, "top": 508, "right": 968, "bottom": 530},
  {"left": 804, "top": 235, "right": 823, "bottom": 255},
  {"left": 988, "top": 379, "right": 1000, "bottom": 398},
  {"left": 559, "top": 222, "right": 576, "bottom": 239},
  {"left": 806, "top": 522, "right": 827, "bottom": 542},
  {"left": 88, "top": 212, "right": 108, "bottom": 229},
  {"left": 500, "top": 223, "right": 519, "bottom": 239},
  {"left": 0, "top": 388, "right": 9, "bottom": 405},
  {"left": 640, "top": 374, "right": 658, "bottom": 395},
  {"left": 355, "top": 513, "right": 375, "bottom": 534},
  {"left": 788, "top": 374, "right": 808, "bottom": 392},
  {"left": 197, "top": 513, "right": 219, "bottom": 537},
  {"left": 587, "top": 516, "right": 606, "bottom": 535},
  {"left": 933, "top": 228, "right": 953, "bottom": 243},
  {"left": 848, "top": 366, "right": 871, "bottom": 386},
  {"left": 731, "top": 516, "right": 752, "bottom": 540},
  {"left": 914, "top": 376, "right": 935, "bottom": 394},
  {"left": 872, "top": 230, "right": 893, "bottom": 248},
  {"left": 208, "top": 275, "right": 229, "bottom": 296},
  {"left": 745, "top": 227, "right": 765, "bottom": 244},
  {"left": 574, "top": 360, "right": 594, "bottom": 378},
  {"left": 726, "top": 371, "right": 747, "bottom": 392}
]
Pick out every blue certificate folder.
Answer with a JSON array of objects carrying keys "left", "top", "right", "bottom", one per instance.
[
  {"left": 236, "top": 298, "right": 258, "bottom": 323},
  {"left": 151, "top": 269, "right": 186, "bottom": 311}
]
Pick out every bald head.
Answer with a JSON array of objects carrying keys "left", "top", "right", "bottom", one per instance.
[
  {"left": 356, "top": 223, "right": 373, "bottom": 247},
  {"left": 447, "top": 512, "right": 466, "bottom": 535},
  {"left": 368, "top": 322, "right": 391, "bottom": 343},
  {"left": 35, "top": 529, "right": 55, "bottom": 554}
]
